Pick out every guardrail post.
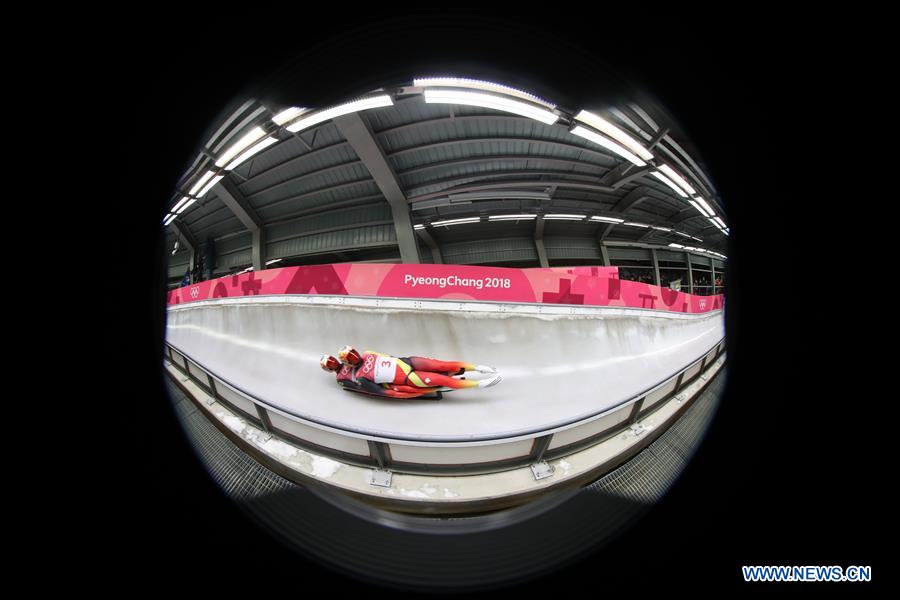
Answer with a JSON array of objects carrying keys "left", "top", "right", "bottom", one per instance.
[
  {"left": 367, "top": 441, "right": 392, "bottom": 469},
  {"left": 528, "top": 435, "right": 556, "bottom": 480},
  {"left": 628, "top": 397, "right": 645, "bottom": 424},
  {"left": 530, "top": 435, "right": 553, "bottom": 463},
  {"left": 255, "top": 405, "right": 273, "bottom": 433},
  {"left": 673, "top": 371, "right": 685, "bottom": 393}
]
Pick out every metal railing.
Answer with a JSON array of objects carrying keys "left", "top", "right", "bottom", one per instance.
[{"left": 165, "top": 333, "right": 725, "bottom": 476}]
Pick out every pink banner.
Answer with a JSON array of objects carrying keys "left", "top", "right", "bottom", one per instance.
[{"left": 167, "top": 263, "right": 722, "bottom": 313}]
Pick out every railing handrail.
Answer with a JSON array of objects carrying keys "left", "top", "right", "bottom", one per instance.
[{"left": 166, "top": 331, "right": 723, "bottom": 446}]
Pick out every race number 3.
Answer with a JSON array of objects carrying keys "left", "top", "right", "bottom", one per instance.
[{"left": 373, "top": 356, "right": 398, "bottom": 383}]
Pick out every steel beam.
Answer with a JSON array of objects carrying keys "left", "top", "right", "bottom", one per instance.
[
  {"left": 172, "top": 220, "right": 197, "bottom": 253},
  {"left": 611, "top": 186, "right": 661, "bottom": 214},
  {"left": 534, "top": 216, "right": 549, "bottom": 268},
  {"left": 409, "top": 180, "right": 616, "bottom": 204},
  {"left": 334, "top": 113, "right": 420, "bottom": 264},
  {"left": 651, "top": 248, "right": 661, "bottom": 287},
  {"left": 596, "top": 222, "right": 616, "bottom": 242},
  {"left": 670, "top": 208, "right": 698, "bottom": 225},
  {"left": 601, "top": 164, "right": 650, "bottom": 189},
  {"left": 398, "top": 154, "right": 608, "bottom": 178},
  {"left": 172, "top": 220, "right": 198, "bottom": 271},
  {"left": 685, "top": 251, "right": 694, "bottom": 294},
  {"left": 415, "top": 228, "right": 443, "bottom": 264},
  {"left": 646, "top": 127, "right": 670, "bottom": 151},
  {"left": 215, "top": 178, "right": 265, "bottom": 271},
  {"left": 600, "top": 243, "right": 611, "bottom": 266},
  {"left": 387, "top": 136, "right": 619, "bottom": 167}
]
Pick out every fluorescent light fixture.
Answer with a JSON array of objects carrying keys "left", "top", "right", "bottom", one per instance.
[
  {"left": 623, "top": 222, "right": 649, "bottom": 228},
  {"left": 197, "top": 175, "right": 224, "bottom": 198},
  {"left": 574, "top": 110, "right": 654, "bottom": 161},
  {"left": 689, "top": 199, "right": 712, "bottom": 218},
  {"left": 590, "top": 216, "right": 625, "bottom": 223},
  {"left": 163, "top": 213, "right": 177, "bottom": 226},
  {"left": 544, "top": 214, "right": 586, "bottom": 220},
  {"left": 658, "top": 164, "right": 696, "bottom": 196},
  {"left": 652, "top": 226, "right": 672, "bottom": 232},
  {"left": 488, "top": 214, "right": 537, "bottom": 221},
  {"left": 424, "top": 89, "right": 558, "bottom": 125},
  {"left": 691, "top": 236, "right": 703, "bottom": 242},
  {"left": 272, "top": 107, "right": 307, "bottom": 126},
  {"left": 570, "top": 126, "right": 646, "bottom": 167},
  {"left": 722, "top": 229, "right": 730, "bottom": 236},
  {"left": 695, "top": 248, "right": 706, "bottom": 253},
  {"left": 286, "top": 95, "right": 394, "bottom": 133},
  {"left": 713, "top": 216, "right": 727, "bottom": 229},
  {"left": 675, "top": 231, "right": 691, "bottom": 238},
  {"left": 171, "top": 196, "right": 190, "bottom": 213},
  {"left": 431, "top": 217, "right": 481, "bottom": 227},
  {"left": 414, "top": 77, "right": 556, "bottom": 108},
  {"left": 265, "top": 258, "right": 283, "bottom": 266},
  {"left": 215, "top": 126, "right": 267, "bottom": 168},
  {"left": 652, "top": 171, "right": 688, "bottom": 198},
  {"left": 695, "top": 196, "right": 716, "bottom": 217},
  {"left": 177, "top": 198, "right": 197, "bottom": 214},
  {"left": 413, "top": 224, "right": 425, "bottom": 230},
  {"left": 683, "top": 246, "right": 696, "bottom": 251},
  {"left": 668, "top": 243, "right": 684, "bottom": 249},
  {"left": 225, "top": 136, "right": 278, "bottom": 170},
  {"left": 707, "top": 217, "right": 721, "bottom": 228},
  {"left": 188, "top": 170, "right": 215, "bottom": 196}
]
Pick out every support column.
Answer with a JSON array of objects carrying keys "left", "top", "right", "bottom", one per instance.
[
  {"left": 599, "top": 244, "right": 611, "bottom": 267},
  {"left": 334, "top": 113, "right": 420, "bottom": 264},
  {"left": 415, "top": 228, "right": 443, "bottom": 264},
  {"left": 172, "top": 220, "right": 198, "bottom": 276},
  {"left": 685, "top": 251, "right": 694, "bottom": 294},
  {"left": 650, "top": 248, "right": 661, "bottom": 287},
  {"left": 252, "top": 229, "right": 265, "bottom": 272},
  {"left": 534, "top": 216, "right": 549, "bottom": 268},
  {"left": 215, "top": 178, "right": 266, "bottom": 270}
]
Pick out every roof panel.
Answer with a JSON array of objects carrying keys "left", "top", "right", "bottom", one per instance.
[
  {"left": 237, "top": 144, "right": 358, "bottom": 198},
  {"left": 246, "top": 163, "right": 373, "bottom": 210},
  {"left": 367, "top": 98, "right": 451, "bottom": 132},
  {"left": 254, "top": 180, "right": 382, "bottom": 220}
]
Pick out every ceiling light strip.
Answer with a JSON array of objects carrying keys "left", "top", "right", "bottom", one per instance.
[
  {"left": 651, "top": 171, "right": 688, "bottom": 198},
  {"left": 225, "top": 136, "right": 278, "bottom": 170},
  {"left": 488, "top": 214, "right": 537, "bottom": 220},
  {"left": 215, "top": 126, "right": 267, "bottom": 168},
  {"left": 171, "top": 196, "right": 190, "bottom": 213},
  {"left": 431, "top": 217, "right": 481, "bottom": 226},
  {"left": 689, "top": 199, "right": 712, "bottom": 218},
  {"left": 574, "top": 110, "right": 654, "bottom": 161},
  {"left": 188, "top": 170, "right": 215, "bottom": 196},
  {"left": 272, "top": 107, "right": 307, "bottom": 126},
  {"left": 177, "top": 198, "right": 197, "bottom": 214},
  {"left": 424, "top": 89, "right": 558, "bottom": 125},
  {"left": 658, "top": 164, "right": 696, "bottom": 196},
  {"left": 414, "top": 77, "right": 557, "bottom": 108},
  {"left": 286, "top": 95, "right": 394, "bottom": 133},
  {"left": 197, "top": 175, "right": 224, "bottom": 198},
  {"left": 695, "top": 196, "right": 716, "bottom": 217},
  {"left": 570, "top": 126, "right": 646, "bottom": 167}
]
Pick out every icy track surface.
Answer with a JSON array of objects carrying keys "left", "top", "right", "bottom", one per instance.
[{"left": 166, "top": 298, "right": 724, "bottom": 441}]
